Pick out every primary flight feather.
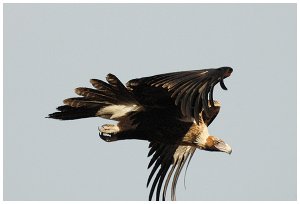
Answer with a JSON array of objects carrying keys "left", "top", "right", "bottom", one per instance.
[{"left": 48, "top": 66, "right": 233, "bottom": 201}]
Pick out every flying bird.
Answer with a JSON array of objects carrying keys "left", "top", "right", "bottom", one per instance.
[{"left": 48, "top": 66, "right": 233, "bottom": 201}]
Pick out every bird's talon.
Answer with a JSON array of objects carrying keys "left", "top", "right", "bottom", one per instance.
[
  {"left": 99, "top": 132, "right": 117, "bottom": 142},
  {"left": 99, "top": 132, "right": 111, "bottom": 142}
]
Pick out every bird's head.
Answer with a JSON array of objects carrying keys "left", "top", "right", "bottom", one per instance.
[{"left": 203, "top": 136, "right": 232, "bottom": 154}]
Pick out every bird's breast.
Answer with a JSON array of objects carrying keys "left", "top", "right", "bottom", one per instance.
[{"left": 181, "top": 123, "right": 210, "bottom": 147}]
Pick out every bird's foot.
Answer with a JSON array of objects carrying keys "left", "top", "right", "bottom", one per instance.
[
  {"left": 99, "top": 132, "right": 117, "bottom": 142},
  {"left": 99, "top": 124, "right": 120, "bottom": 134},
  {"left": 98, "top": 124, "right": 119, "bottom": 142}
]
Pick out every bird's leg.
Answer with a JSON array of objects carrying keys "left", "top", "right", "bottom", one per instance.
[
  {"left": 98, "top": 124, "right": 119, "bottom": 142},
  {"left": 99, "top": 124, "right": 147, "bottom": 142}
]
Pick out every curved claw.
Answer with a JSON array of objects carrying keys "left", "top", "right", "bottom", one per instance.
[{"left": 99, "top": 132, "right": 116, "bottom": 142}]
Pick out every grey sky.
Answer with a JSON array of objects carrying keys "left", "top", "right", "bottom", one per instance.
[{"left": 4, "top": 4, "right": 296, "bottom": 201}]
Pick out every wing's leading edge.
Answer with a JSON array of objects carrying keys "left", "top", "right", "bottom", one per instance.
[{"left": 127, "top": 67, "right": 233, "bottom": 124}]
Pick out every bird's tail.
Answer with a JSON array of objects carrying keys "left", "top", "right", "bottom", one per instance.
[{"left": 47, "top": 74, "right": 140, "bottom": 121}]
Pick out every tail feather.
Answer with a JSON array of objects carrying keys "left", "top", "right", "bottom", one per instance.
[
  {"left": 56, "top": 105, "right": 73, "bottom": 112},
  {"left": 90, "top": 78, "right": 116, "bottom": 92},
  {"left": 48, "top": 73, "right": 141, "bottom": 121},
  {"left": 63, "top": 97, "right": 106, "bottom": 108},
  {"left": 74, "top": 88, "right": 119, "bottom": 103},
  {"left": 106, "top": 73, "right": 136, "bottom": 104},
  {"left": 48, "top": 106, "right": 99, "bottom": 120},
  {"left": 75, "top": 87, "right": 108, "bottom": 98},
  {"left": 106, "top": 73, "right": 128, "bottom": 92}
]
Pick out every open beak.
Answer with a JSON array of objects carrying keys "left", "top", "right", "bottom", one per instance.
[{"left": 215, "top": 143, "right": 232, "bottom": 155}]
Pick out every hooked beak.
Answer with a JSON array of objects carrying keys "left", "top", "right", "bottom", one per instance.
[{"left": 215, "top": 143, "right": 232, "bottom": 155}]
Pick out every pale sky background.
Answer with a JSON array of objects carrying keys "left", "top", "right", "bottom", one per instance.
[{"left": 4, "top": 3, "right": 296, "bottom": 201}]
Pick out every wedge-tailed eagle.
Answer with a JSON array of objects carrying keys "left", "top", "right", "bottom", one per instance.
[{"left": 48, "top": 66, "right": 233, "bottom": 201}]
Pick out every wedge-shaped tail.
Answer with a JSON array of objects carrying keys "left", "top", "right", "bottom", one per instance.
[{"left": 48, "top": 74, "right": 140, "bottom": 121}]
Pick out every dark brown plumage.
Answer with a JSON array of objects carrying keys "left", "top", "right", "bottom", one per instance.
[{"left": 48, "top": 66, "right": 233, "bottom": 200}]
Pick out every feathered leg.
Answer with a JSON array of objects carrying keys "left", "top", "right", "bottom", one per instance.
[
  {"left": 99, "top": 127, "right": 148, "bottom": 142},
  {"left": 98, "top": 124, "right": 119, "bottom": 142}
]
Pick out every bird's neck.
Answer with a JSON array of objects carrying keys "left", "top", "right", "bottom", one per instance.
[{"left": 193, "top": 125, "right": 210, "bottom": 149}]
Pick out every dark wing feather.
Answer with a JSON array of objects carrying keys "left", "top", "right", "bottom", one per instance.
[
  {"left": 127, "top": 67, "right": 233, "bottom": 124},
  {"left": 147, "top": 143, "right": 196, "bottom": 201},
  {"left": 203, "top": 100, "right": 221, "bottom": 126}
]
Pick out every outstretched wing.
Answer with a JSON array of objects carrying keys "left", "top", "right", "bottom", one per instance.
[
  {"left": 145, "top": 101, "right": 221, "bottom": 201},
  {"left": 127, "top": 67, "right": 232, "bottom": 124},
  {"left": 146, "top": 142, "right": 196, "bottom": 201}
]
